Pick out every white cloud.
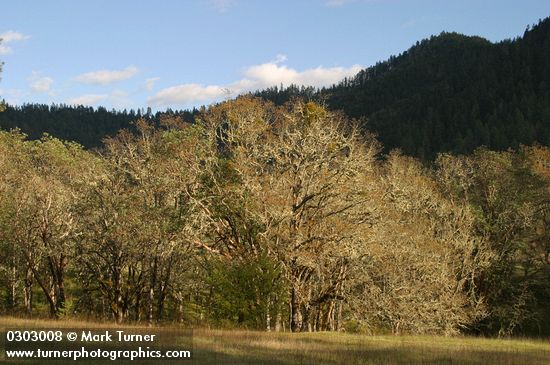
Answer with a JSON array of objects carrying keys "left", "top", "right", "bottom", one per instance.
[
  {"left": 145, "top": 77, "right": 160, "bottom": 91},
  {"left": 74, "top": 66, "right": 139, "bottom": 85},
  {"left": 66, "top": 90, "right": 135, "bottom": 108},
  {"left": 325, "top": 0, "right": 354, "bottom": 6},
  {"left": 148, "top": 56, "right": 362, "bottom": 107},
  {"left": 0, "top": 31, "right": 31, "bottom": 43},
  {"left": 31, "top": 77, "right": 54, "bottom": 93},
  {"left": 29, "top": 72, "right": 54, "bottom": 93},
  {"left": 0, "top": 30, "right": 31, "bottom": 55},
  {"left": 148, "top": 84, "right": 226, "bottom": 106},
  {"left": 324, "top": 0, "right": 382, "bottom": 6},
  {"left": 271, "top": 54, "right": 288, "bottom": 64},
  {"left": 401, "top": 19, "right": 417, "bottom": 28},
  {"left": 67, "top": 94, "right": 108, "bottom": 106},
  {"left": 209, "top": 0, "right": 236, "bottom": 13}
]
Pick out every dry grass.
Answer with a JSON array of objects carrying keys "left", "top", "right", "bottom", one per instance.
[{"left": 1, "top": 316, "right": 549, "bottom": 364}]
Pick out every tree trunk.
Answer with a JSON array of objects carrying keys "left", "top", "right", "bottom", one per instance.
[
  {"left": 336, "top": 300, "right": 343, "bottom": 331},
  {"left": 265, "top": 297, "right": 271, "bottom": 332},
  {"left": 54, "top": 257, "right": 66, "bottom": 314},
  {"left": 26, "top": 255, "right": 58, "bottom": 318},
  {"left": 156, "top": 257, "right": 172, "bottom": 323},
  {"left": 301, "top": 287, "right": 312, "bottom": 332},
  {"left": 315, "top": 304, "right": 322, "bottom": 331},
  {"left": 24, "top": 268, "right": 33, "bottom": 316},
  {"left": 148, "top": 257, "right": 158, "bottom": 326},
  {"left": 112, "top": 263, "right": 124, "bottom": 324},
  {"left": 329, "top": 301, "right": 336, "bottom": 331},
  {"left": 116, "top": 303, "right": 124, "bottom": 324},
  {"left": 148, "top": 286, "right": 154, "bottom": 324},
  {"left": 290, "top": 286, "right": 302, "bottom": 332},
  {"left": 134, "top": 291, "right": 142, "bottom": 322},
  {"left": 156, "top": 286, "right": 166, "bottom": 323},
  {"left": 8, "top": 263, "right": 17, "bottom": 311},
  {"left": 176, "top": 294, "right": 184, "bottom": 323},
  {"left": 275, "top": 307, "right": 282, "bottom": 332}
]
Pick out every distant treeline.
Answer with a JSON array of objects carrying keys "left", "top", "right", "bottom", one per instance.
[
  {"left": 0, "top": 104, "right": 198, "bottom": 149},
  {"left": 1, "top": 98, "right": 549, "bottom": 337},
  {"left": 2, "top": 18, "right": 550, "bottom": 159}
]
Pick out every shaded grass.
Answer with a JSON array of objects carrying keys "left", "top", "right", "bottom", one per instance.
[
  {"left": 193, "top": 328, "right": 550, "bottom": 365},
  {"left": 1, "top": 316, "right": 549, "bottom": 364}
]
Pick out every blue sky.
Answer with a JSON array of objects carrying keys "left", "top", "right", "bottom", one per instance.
[{"left": 1, "top": 0, "right": 549, "bottom": 111}]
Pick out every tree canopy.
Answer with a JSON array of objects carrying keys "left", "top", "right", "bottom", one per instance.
[{"left": 1, "top": 98, "right": 549, "bottom": 336}]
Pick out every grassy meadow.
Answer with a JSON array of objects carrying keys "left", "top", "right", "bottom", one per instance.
[{"left": 0, "top": 316, "right": 549, "bottom": 364}]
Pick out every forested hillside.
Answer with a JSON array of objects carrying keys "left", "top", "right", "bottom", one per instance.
[
  {"left": 3, "top": 18, "right": 550, "bottom": 158},
  {"left": 257, "top": 17, "right": 550, "bottom": 159}
]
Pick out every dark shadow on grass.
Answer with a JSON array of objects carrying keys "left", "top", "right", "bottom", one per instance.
[{"left": 192, "top": 343, "right": 550, "bottom": 365}]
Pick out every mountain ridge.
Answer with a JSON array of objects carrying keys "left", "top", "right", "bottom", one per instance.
[
  {"left": 257, "top": 17, "right": 550, "bottom": 159},
  {"left": 2, "top": 17, "right": 550, "bottom": 159}
]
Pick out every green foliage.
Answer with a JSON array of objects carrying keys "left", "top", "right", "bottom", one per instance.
[
  {"left": 436, "top": 147, "right": 550, "bottom": 336},
  {"left": 205, "top": 253, "right": 286, "bottom": 329},
  {"left": 0, "top": 104, "right": 198, "bottom": 148},
  {"left": 1, "top": 100, "right": 549, "bottom": 337}
]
